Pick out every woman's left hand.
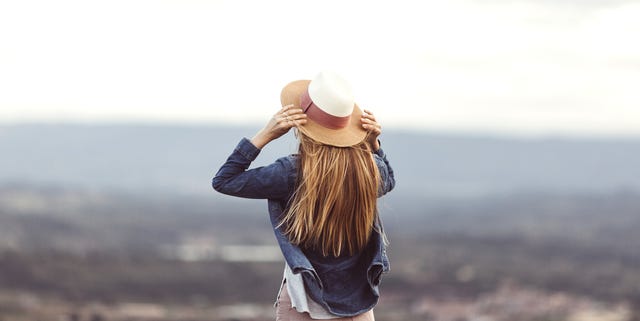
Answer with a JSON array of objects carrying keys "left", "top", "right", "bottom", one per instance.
[{"left": 361, "top": 109, "right": 381, "bottom": 151}]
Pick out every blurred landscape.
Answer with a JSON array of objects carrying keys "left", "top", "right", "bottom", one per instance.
[{"left": 1, "top": 124, "right": 640, "bottom": 321}]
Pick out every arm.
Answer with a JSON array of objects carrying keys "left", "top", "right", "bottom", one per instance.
[
  {"left": 211, "top": 104, "right": 307, "bottom": 199},
  {"left": 361, "top": 110, "right": 395, "bottom": 196},
  {"left": 212, "top": 138, "right": 292, "bottom": 199},
  {"left": 374, "top": 147, "right": 395, "bottom": 196}
]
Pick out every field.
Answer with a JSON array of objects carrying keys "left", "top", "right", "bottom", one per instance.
[{"left": 1, "top": 185, "right": 639, "bottom": 321}]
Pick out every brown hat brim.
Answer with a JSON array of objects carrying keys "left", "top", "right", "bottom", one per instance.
[{"left": 280, "top": 80, "right": 367, "bottom": 147}]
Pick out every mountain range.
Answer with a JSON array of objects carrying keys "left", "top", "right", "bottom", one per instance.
[{"left": 1, "top": 123, "right": 639, "bottom": 200}]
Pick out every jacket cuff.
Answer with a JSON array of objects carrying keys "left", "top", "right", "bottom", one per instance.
[
  {"left": 373, "top": 140, "right": 386, "bottom": 158},
  {"left": 235, "top": 138, "right": 261, "bottom": 161}
]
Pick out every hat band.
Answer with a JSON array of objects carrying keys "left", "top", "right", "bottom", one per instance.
[{"left": 300, "top": 90, "right": 351, "bottom": 130}]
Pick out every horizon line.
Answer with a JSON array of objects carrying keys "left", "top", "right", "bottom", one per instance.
[{"left": 2, "top": 119, "right": 640, "bottom": 142}]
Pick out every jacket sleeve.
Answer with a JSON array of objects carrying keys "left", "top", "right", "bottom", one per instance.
[
  {"left": 212, "top": 138, "right": 292, "bottom": 200},
  {"left": 373, "top": 147, "right": 396, "bottom": 197}
]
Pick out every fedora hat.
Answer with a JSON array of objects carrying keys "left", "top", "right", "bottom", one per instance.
[{"left": 280, "top": 71, "right": 367, "bottom": 147}]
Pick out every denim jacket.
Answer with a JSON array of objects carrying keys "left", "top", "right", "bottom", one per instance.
[{"left": 212, "top": 138, "right": 395, "bottom": 317}]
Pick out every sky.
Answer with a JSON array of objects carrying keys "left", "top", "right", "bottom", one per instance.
[{"left": 1, "top": 0, "right": 639, "bottom": 137}]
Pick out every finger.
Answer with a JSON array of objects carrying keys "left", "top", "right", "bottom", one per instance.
[
  {"left": 361, "top": 118, "right": 378, "bottom": 126},
  {"left": 278, "top": 118, "right": 294, "bottom": 130},
  {"left": 363, "top": 122, "right": 380, "bottom": 130},
  {"left": 284, "top": 110, "right": 302, "bottom": 118},
  {"left": 361, "top": 113, "right": 376, "bottom": 121},
  {"left": 365, "top": 125, "right": 381, "bottom": 135},
  {"left": 362, "top": 113, "right": 376, "bottom": 122},
  {"left": 293, "top": 118, "right": 307, "bottom": 125},
  {"left": 282, "top": 104, "right": 295, "bottom": 112},
  {"left": 362, "top": 121, "right": 381, "bottom": 132},
  {"left": 289, "top": 113, "right": 307, "bottom": 120},
  {"left": 281, "top": 112, "right": 305, "bottom": 122},
  {"left": 278, "top": 113, "right": 294, "bottom": 123},
  {"left": 291, "top": 113, "right": 307, "bottom": 123},
  {"left": 286, "top": 116, "right": 307, "bottom": 129}
]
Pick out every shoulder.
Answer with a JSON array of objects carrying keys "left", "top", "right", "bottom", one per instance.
[
  {"left": 275, "top": 154, "right": 299, "bottom": 191},
  {"left": 277, "top": 154, "right": 299, "bottom": 169}
]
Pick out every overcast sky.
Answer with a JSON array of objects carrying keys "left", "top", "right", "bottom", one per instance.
[{"left": 1, "top": 0, "right": 639, "bottom": 137}]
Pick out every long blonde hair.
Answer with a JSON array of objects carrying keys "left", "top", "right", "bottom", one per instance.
[{"left": 278, "top": 130, "right": 380, "bottom": 257}]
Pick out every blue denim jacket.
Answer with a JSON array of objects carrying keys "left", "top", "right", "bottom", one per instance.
[{"left": 212, "top": 138, "right": 395, "bottom": 316}]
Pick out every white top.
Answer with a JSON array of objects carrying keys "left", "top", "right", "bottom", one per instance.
[{"left": 278, "top": 263, "right": 340, "bottom": 319}]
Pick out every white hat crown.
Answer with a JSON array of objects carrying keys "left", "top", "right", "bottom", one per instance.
[{"left": 308, "top": 71, "right": 355, "bottom": 117}]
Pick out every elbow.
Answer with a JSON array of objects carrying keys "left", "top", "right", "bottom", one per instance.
[
  {"left": 378, "top": 179, "right": 395, "bottom": 196},
  {"left": 387, "top": 177, "right": 396, "bottom": 193},
  {"left": 212, "top": 175, "right": 240, "bottom": 196},
  {"left": 378, "top": 166, "right": 396, "bottom": 195},
  {"left": 211, "top": 176, "right": 225, "bottom": 193}
]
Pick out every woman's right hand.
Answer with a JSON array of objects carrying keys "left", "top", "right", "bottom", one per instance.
[{"left": 251, "top": 104, "right": 307, "bottom": 149}]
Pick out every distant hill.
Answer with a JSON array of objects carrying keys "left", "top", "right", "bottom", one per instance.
[{"left": 1, "top": 123, "right": 639, "bottom": 199}]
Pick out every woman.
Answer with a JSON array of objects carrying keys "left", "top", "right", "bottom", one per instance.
[{"left": 212, "top": 71, "right": 395, "bottom": 320}]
